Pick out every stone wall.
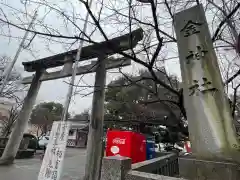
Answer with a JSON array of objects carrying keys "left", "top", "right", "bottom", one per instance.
[
  {"left": 179, "top": 156, "right": 240, "bottom": 180},
  {"left": 126, "top": 171, "right": 184, "bottom": 180},
  {"left": 101, "top": 154, "right": 240, "bottom": 180},
  {"left": 101, "top": 154, "right": 185, "bottom": 180}
]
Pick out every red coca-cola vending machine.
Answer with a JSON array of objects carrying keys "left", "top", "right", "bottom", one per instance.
[{"left": 106, "top": 130, "right": 146, "bottom": 163}]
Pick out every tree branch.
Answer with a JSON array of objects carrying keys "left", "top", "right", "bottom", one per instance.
[
  {"left": 232, "top": 83, "right": 240, "bottom": 118},
  {"left": 149, "top": 0, "right": 163, "bottom": 67},
  {"left": 0, "top": 17, "right": 91, "bottom": 42},
  {"left": 164, "top": 0, "right": 174, "bottom": 19},
  {"left": 225, "top": 68, "right": 240, "bottom": 85},
  {"left": 212, "top": 2, "right": 240, "bottom": 41},
  {"left": 147, "top": 67, "right": 179, "bottom": 95}
]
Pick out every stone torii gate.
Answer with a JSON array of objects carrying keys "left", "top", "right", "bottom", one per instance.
[{"left": 0, "top": 28, "right": 143, "bottom": 174}]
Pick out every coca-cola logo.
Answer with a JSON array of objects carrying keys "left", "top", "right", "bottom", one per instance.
[
  {"left": 112, "top": 138, "right": 126, "bottom": 144},
  {"left": 111, "top": 146, "right": 119, "bottom": 154}
]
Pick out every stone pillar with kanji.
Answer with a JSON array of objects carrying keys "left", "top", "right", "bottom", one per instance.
[{"left": 174, "top": 4, "right": 240, "bottom": 162}]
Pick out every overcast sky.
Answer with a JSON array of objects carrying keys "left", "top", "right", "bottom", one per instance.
[
  {"left": 0, "top": 0, "right": 184, "bottom": 115},
  {"left": 2, "top": 0, "right": 236, "bottom": 115}
]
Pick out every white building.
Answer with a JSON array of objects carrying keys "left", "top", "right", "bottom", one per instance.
[
  {"left": 27, "top": 118, "right": 89, "bottom": 148},
  {"left": 67, "top": 119, "right": 89, "bottom": 148}
]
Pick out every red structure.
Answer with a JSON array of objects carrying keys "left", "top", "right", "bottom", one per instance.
[
  {"left": 184, "top": 141, "right": 192, "bottom": 153},
  {"left": 106, "top": 130, "right": 146, "bottom": 163}
]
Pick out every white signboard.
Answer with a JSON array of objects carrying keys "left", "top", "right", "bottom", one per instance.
[{"left": 38, "top": 121, "right": 71, "bottom": 180}]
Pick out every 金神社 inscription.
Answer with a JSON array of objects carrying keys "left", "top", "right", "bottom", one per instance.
[
  {"left": 186, "top": 46, "right": 208, "bottom": 64},
  {"left": 188, "top": 78, "right": 217, "bottom": 96},
  {"left": 180, "top": 20, "right": 202, "bottom": 37}
]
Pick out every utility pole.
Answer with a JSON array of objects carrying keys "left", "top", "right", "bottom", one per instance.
[
  {"left": 0, "top": 11, "right": 37, "bottom": 95},
  {"left": 60, "top": 0, "right": 93, "bottom": 122},
  {"left": 38, "top": 0, "right": 94, "bottom": 174}
]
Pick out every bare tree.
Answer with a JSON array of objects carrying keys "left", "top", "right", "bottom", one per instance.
[
  {"left": 0, "top": 56, "right": 24, "bottom": 102},
  {"left": 0, "top": 55, "right": 24, "bottom": 137},
  {"left": 1, "top": 103, "right": 22, "bottom": 137}
]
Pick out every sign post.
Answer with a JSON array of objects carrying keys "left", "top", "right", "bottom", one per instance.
[
  {"left": 174, "top": 4, "right": 240, "bottom": 161},
  {"left": 38, "top": 121, "right": 71, "bottom": 180}
]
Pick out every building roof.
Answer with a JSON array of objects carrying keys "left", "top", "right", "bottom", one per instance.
[
  {"left": 71, "top": 123, "right": 89, "bottom": 130},
  {"left": 68, "top": 118, "right": 89, "bottom": 131}
]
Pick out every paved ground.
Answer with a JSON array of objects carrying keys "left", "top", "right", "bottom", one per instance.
[{"left": 0, "top": 148, "right": 87, "bottom": 180}]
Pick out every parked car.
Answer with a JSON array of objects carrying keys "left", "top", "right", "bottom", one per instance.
[
  {"left": 23, "top": 133, "right": 39, "bottom": 152},
  {"left": 38, "top": 135, "right": 50, "bottom": 149}
]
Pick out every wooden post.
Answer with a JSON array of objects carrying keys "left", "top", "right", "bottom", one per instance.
[
  {"left": 83, "top": 55, "right": 106, "bottom": 180},
  {"left": 0, "top": 70, "right": 43, "bottom": 165},
  {"left": 174, "top": 4, "right": 240, "bottom": 161}
]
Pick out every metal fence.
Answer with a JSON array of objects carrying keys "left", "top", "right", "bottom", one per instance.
[{"left": 132, "top": 153, "right": 179, "bottom": 177}]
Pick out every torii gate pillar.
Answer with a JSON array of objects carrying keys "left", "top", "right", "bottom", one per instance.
[{"left": 0, "top": 70, "right": 43, "bottom": 165}]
